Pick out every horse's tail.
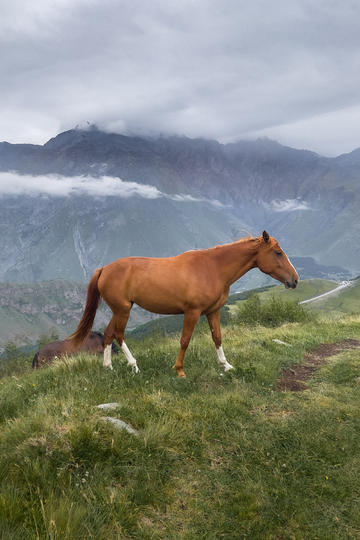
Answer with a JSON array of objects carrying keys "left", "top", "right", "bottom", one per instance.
[
  {"left": 69, "top": 267, "right": 103, "bottom": 346},
  {"left": 32, "top": 352, "right": 39, "bottom": 369}
]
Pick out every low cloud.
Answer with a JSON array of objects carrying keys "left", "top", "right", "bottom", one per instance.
[
  {"left": 0, "top": 171, "right": 224, "bottom": 207},
  {"left": 169, "top": 193, "right": 226, "bottom": 208},
  {"left": 0, "top": 172, "right": 162, "bottom": 198},
  {"left": 265, "top": 199, "right": 311, "bottom": 212}
]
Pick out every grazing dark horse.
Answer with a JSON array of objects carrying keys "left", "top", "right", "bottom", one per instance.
[
  {"left": 70, "top": 231, "right": 299, "bottom": 377},
  {"left": 32, "top": 331, "right": 118, "bottom": 368}
]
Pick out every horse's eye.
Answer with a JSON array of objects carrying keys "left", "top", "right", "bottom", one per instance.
[{"left": 276, "top": 251, "right": 282, "bottom": 256}]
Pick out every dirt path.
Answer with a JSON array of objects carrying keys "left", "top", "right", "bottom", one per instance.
[
  {"left": 277, "top": 339, "right": 360, "bottom": 391},
  {"left": 299, "top": 280, "right": 352, "bottom": 305}
]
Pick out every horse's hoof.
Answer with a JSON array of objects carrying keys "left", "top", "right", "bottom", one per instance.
[
  {"left": 224, "top": 363, "right": 234, "bottom": 371},
  {"left": 177, "top": 371, "right": 186, "bottom": 378},
  {"left": 104, "top": 364, "right": 113, "bottom": 371},
  {"left": 131, "top": 365, "right": 140, "bottom": 374}
]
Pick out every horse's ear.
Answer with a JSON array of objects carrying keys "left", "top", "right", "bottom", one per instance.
[{"left": 262, "top": 230, "right": 270, "bottom": 243}]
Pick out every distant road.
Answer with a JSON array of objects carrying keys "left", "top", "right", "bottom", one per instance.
[{"left": 299, "top": 281, "right": 352, "bottom": 305}]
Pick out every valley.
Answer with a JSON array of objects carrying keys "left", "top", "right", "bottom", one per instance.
[{"left": 0, "top": 127, "right": 358, "bottom": 351}]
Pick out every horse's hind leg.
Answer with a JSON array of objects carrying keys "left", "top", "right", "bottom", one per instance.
[{"left": 207, "top": 310, "right": 233, "bottom": 372}]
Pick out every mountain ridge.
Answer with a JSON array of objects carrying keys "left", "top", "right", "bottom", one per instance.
[{"left": 0, "top": 128, "right": 359, "bottom": 284}]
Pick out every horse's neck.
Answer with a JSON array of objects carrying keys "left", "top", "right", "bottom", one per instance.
[{"left": 211, "top": 239, "right": 259, "bottom": 287}]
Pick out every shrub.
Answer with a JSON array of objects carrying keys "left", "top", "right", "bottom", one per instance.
[{"left": 235, "top": 294, "right": 314, "bottom": 327}]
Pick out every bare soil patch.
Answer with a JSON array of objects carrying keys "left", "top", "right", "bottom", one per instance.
[{"left": 277, "top": 339, "right": 360, "bottom": 392}]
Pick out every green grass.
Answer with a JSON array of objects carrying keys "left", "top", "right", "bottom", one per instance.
[{"left": 1, "top": 315, "right": 360, "bottom": 538}]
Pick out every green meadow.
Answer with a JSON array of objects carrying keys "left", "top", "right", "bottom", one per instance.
[{"left": 1, "top": 307, "right": 360, "bottom": 538}]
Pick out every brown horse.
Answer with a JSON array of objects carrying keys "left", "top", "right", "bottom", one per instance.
[
  {"left": 70, "top": 231, "right": 299, "bottom": 377},
  {"left": 32, "top": 331, "right": 118, "bottom": 368}
]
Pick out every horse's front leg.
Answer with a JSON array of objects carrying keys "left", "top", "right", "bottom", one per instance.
[
  {"left": 173, "top": 310, "right": 201, "bottom": 377},
  {"left": 207, "top": 310, "right": 233, "bottom": 372}
]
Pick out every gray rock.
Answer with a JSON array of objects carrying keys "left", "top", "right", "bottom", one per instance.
[
  {"left": 96, "top": 402, "right": 120, "bottom": 410},
  {"left": 100, "top": 416, "right": 139, "bottom": 436}
]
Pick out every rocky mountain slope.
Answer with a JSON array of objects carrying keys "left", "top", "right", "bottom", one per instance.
[
  {"left": 0, "top": 126, "right": 359, "bottom": 286},
  {"left": 0, "top": 280, "right": 159, "bottom": 348}
]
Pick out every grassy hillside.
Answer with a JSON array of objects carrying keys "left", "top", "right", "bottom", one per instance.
[
  {"left": 1, "top": 314, "right": 360, "bottom": 538},
  {"left": 259, "top": 278, "right": 338, "bottom": 304},
  {"left": 307, "top": 277, "right": 360, "bottom": 315}
]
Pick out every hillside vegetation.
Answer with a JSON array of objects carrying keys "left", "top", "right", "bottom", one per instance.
[{"left": 1, "top": 313, "right": 360, "bottom": 538}]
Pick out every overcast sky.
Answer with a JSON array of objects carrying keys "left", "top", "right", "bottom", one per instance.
[{"left": 1, "top": 0, "right": 360, "bottom": 155}]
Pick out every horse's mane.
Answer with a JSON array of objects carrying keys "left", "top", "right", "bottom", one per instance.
[
  {"left": 210, "top": 234, "right": 262, "bottom": 253},
  {"left": 235, "top": 235, "right": 262, "bottom": 248}
]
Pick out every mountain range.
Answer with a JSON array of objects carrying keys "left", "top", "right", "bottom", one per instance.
[{"left": 0, "top": 125, "right": 359, "bottom": 287}]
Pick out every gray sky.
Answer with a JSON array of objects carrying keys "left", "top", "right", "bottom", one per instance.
[{"left": 1, "top": 0, "right": 360, "bottom": 155}]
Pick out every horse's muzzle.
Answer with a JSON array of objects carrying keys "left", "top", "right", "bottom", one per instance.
[{"left": 285, "top": 278, "right": 298, "bottom": 289}]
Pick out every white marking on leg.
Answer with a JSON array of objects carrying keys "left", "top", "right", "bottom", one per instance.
[
  {"left": 216, "top": 345, "right": 233, "bottom": 371},
  {"left": 121, "top": 341, "right": 139, "bottom": 373},
  {"left": 103, "top": 344, "right": 113, "bottom": 370}
]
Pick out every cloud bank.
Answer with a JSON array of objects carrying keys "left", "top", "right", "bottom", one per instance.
[{"left": 0, "top": 172, "right": 224, "bottom": 207}]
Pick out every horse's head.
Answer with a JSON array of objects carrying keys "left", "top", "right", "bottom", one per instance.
[{"left": 256, "top": 231, "right": 299, "bottom": 289}]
